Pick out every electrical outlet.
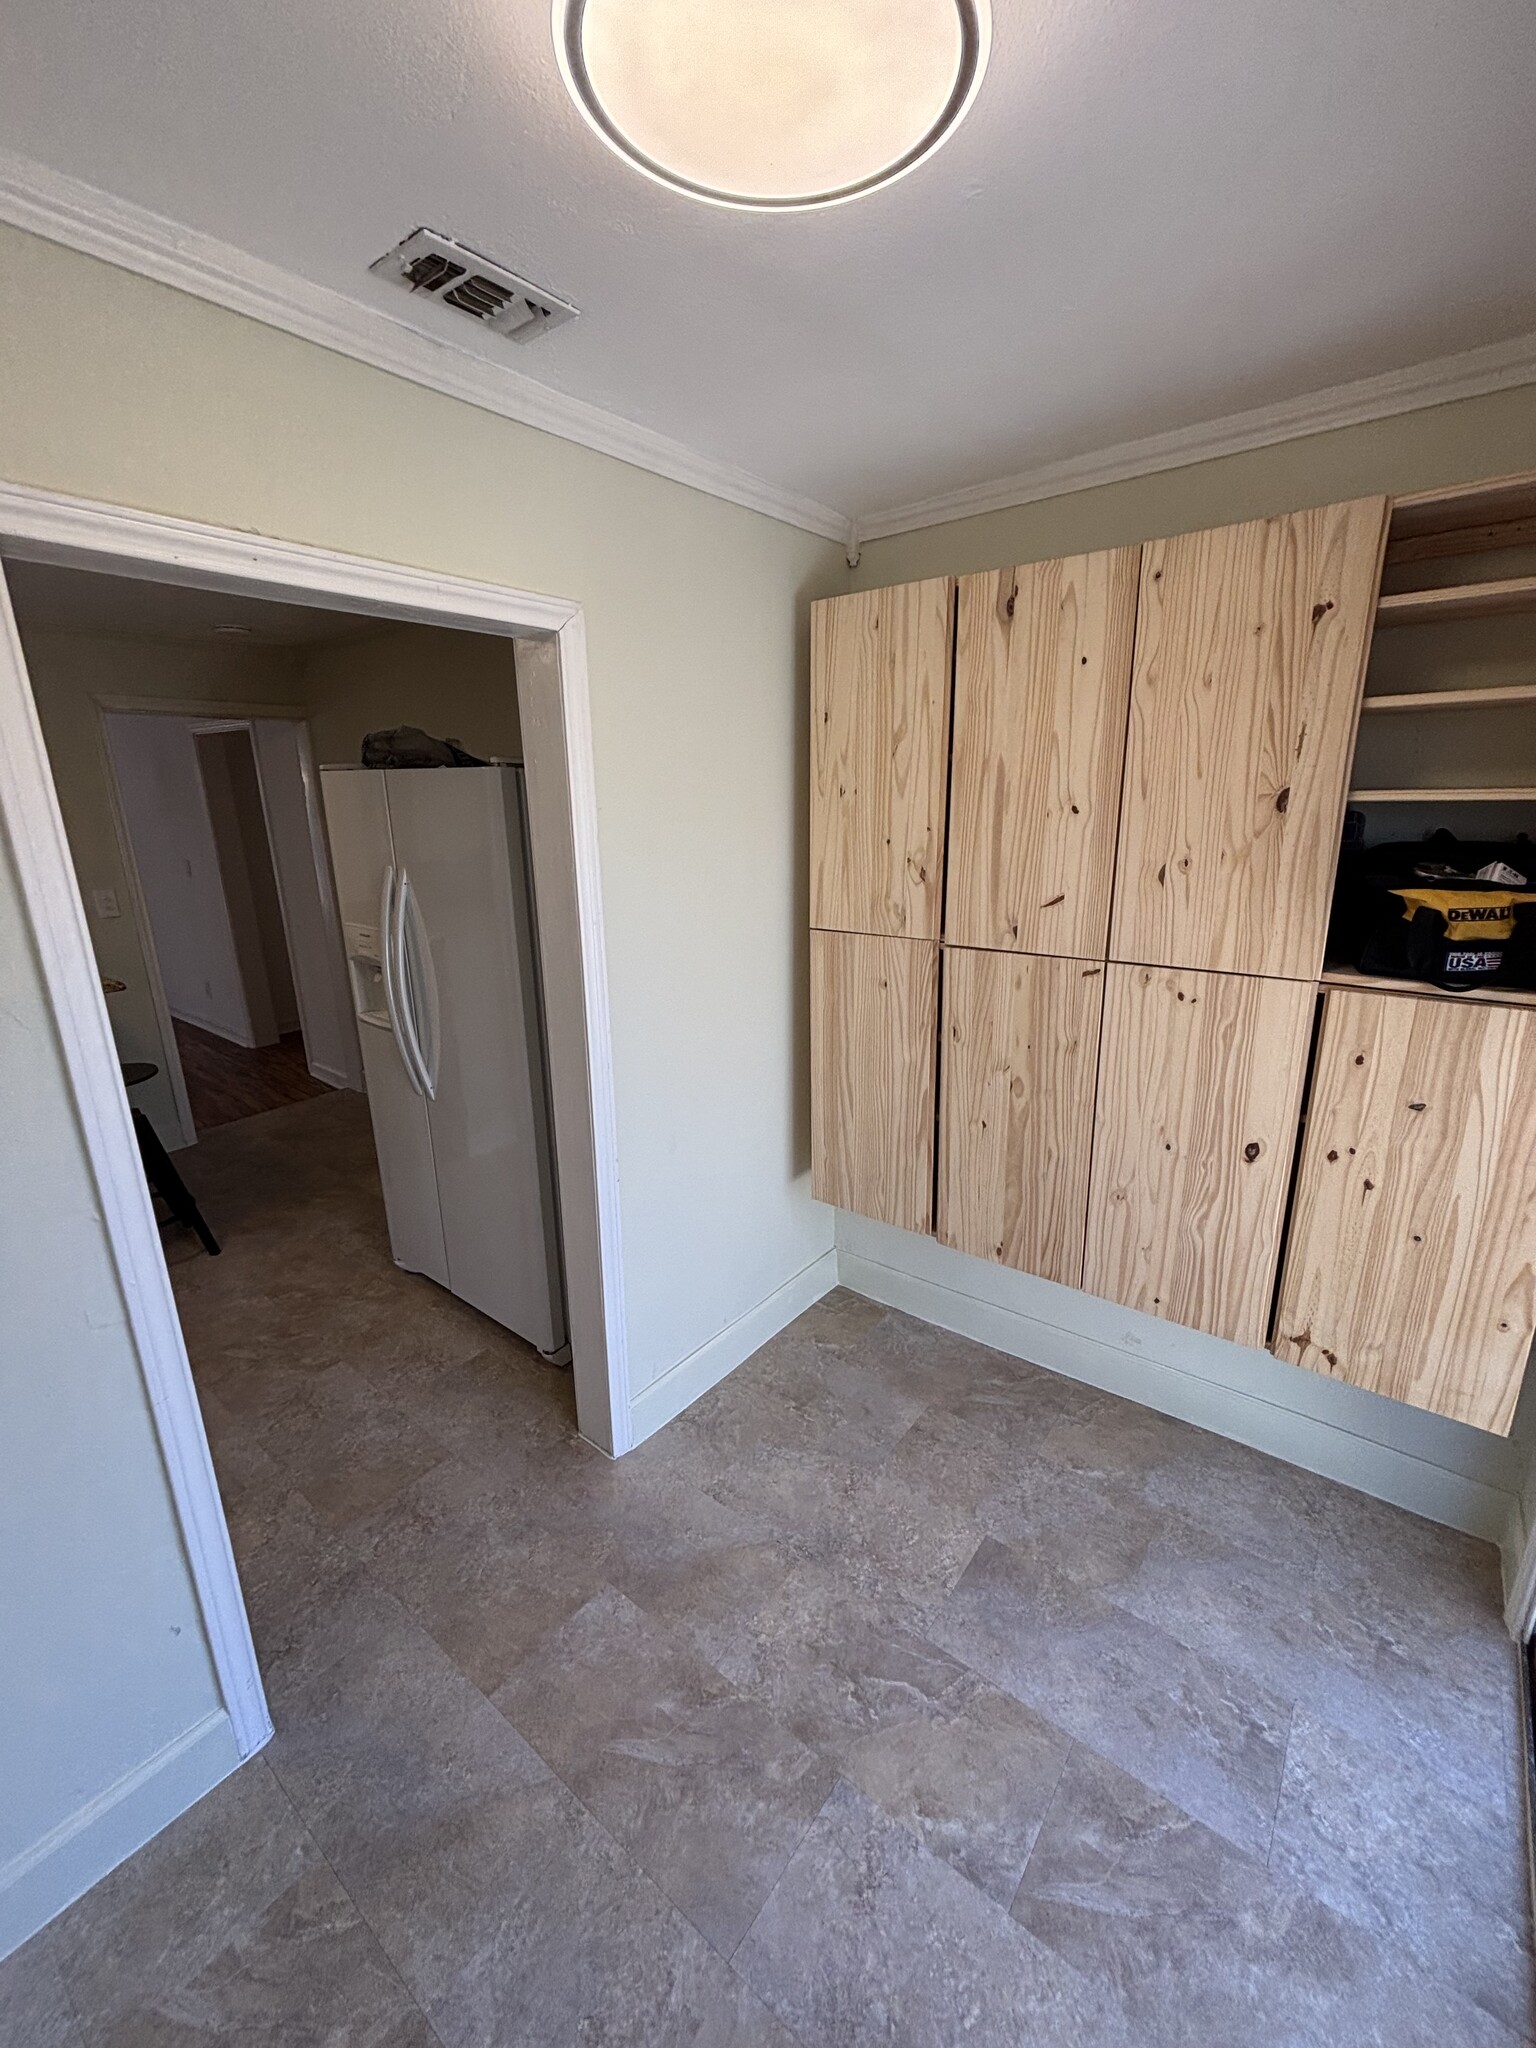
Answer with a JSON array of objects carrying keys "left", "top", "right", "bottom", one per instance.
[{"left": 91, "top": 888, "right": 121, "bottom": 919}]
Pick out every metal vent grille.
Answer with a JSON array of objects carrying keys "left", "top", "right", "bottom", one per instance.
[{"left": 371, "top": 229, "right": 577, "bottom": 343}]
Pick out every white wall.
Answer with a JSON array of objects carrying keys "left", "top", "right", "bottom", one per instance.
[
  {"left": 16, "top": 626, "right": 308, "bottom": 1143},
  {"left": 105, "top": 712, "right": 258, "bottom": 1045},
  {"left": 196, "top": 725, "right": 299, "bottom": 1040}
]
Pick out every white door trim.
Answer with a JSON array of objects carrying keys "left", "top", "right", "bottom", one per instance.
[{"left": 0, "top": 478, "right": 632, "bottom": 1761}]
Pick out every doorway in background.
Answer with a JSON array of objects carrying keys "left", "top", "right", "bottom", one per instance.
[{"left": 103, "top": 709, "right": 335, "bottom": 1133}]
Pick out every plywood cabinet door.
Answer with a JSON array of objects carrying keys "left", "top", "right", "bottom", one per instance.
[
  {"left": 1110, "top": 497, "right": 1389, "bottom": 980},
  {"left": 811, "top": 579, "right": 954, "bottom": 940},
  {"left": 946, "top": 549, "right": 1141, "bottom": 958},
  {"left": 1272, "top": 989, "right": 1536, "bottom": 1434},
  {"left": 1083, "top": 964, "right": 1314, "bottom": 1346},
  {"left": 938, "top": 948, "right": 1104, "bottom": 1287},
  {"left": 810, "top": 930, "right": 939, "bottom": 1232}
]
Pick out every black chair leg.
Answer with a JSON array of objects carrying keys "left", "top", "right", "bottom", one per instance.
[{"left": 131, "top": 1108, "right": 221, "bottom": 1256}]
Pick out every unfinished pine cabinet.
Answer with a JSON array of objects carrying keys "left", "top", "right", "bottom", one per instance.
[
  {"left": 1272, "top": 986, "right": 1536, "bottom": 1434},
  {"left": 810, "top": 929, "right": 938, "bottom": 1233},
  {"left": 810, "top": 578, "right": 954, "bottom": 939},
  {"left": 946, "top": 548, "right": 1140, "bottom": 958},
  {"left": 1083, "top": 963, "right": 1315, "bottom": 1347},
  {"left": 938, "top": 948, "right": 1104, "bottom": 1286},
  {"left": 1110, "top": 498, "right": 1389, "bottom": 980}
]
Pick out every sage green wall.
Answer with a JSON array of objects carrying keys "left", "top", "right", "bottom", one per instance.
[
  {"left": 0, "top": 217, "right": 843, "bottom": 1954},
  {"left": 0, "top": 822, "right": 229, "bottom": 1955},
  {"left": 0, "top": 220, "right": 847, "bottom": 1410},
  {"left": 851, "top": 383, "right": 1536, "bottom": 586}
]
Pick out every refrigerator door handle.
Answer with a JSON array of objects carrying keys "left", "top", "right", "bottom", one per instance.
[
  {"left": 396, "top": 868, "right": 439, "bottom": 1101},
  {"left": 380, "top": 863, "right": 425, "bottom": 1098}
]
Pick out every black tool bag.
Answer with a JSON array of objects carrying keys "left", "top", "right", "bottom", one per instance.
[
  {"left": 1329, "top": 830, "right": 1536, "bottom": 991},
  {"left": 360, "top": 726, "right": 487, "bottom": 768}
]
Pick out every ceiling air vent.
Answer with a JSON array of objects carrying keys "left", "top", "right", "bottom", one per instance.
[{"left": 370, "top": 228, "right": 577, "bottom": 343}]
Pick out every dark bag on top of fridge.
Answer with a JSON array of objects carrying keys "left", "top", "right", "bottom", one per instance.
[
  {"left": 1328, "top": 830, "right": 1536, "bottom": 991},
  {"left": 360, "top": 726, "right": 487, "bottom": 769}
]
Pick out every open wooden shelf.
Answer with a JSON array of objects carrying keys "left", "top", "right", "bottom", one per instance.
[
  {"left": 1321, "top": 964, "right": 1536, "bottom": 1011},
  {"left": 1359, "top": 682, "right": 1536, "bottom": 714},
  {"left": 1348, "top": 785, "right": 1536, "bottom": 804},
  {"left": 1375, "top": 575, "right": 1536, "bottom": 629},
  {"left": 1386, "top": 471, "right": 1536, "bottom": 566}
]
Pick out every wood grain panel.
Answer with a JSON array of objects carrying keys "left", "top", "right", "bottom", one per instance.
[
  {"left": 810, "top": 579, "right": 954, "bottom": 939},
  {"left": 1083, "top": 964, "right": 1314, "bottom": 1347},
  {"left": 946, "top": 549, "right": 1140, "bottom": 958},
  {"left": 1272, "top": 988, "right": 1536, "bottom": 1434},
  {"left": 810, "top": 930, "right": 938, "bottom": 1232},
  {"left": 938, "top": 948, "right": 1104, "bottom": 1285},
  {"left": 1110, "top": 498, "right": 1389, "bottom": 980}
]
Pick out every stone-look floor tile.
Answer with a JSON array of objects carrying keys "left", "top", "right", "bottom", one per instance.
[
  {"left": 927, "top": 1537, "right": 1292, "bottom": 1857},
  {"left": 494, "top": 1586, "right": 837, "bottom": 1955},
  {"left": 786, "top": 1286, "right": 889, "bottom": 1348},
  {"left": 1126, "top": 1519, "right": 1514, "bottom": 1814},
  {"left": 51, "top": 1762, "right": 320, "bottom": 2029},
  {"left": 848, "top": 1308, "right": 1104, "bottom": 1428},
  {"left": 264, "top": 1602, "right": 593, "bottom": 2010},
  {"left": 588, "top": 1471, "right": 793, "bottom": 1645},
  {"left": 0, "top": 1929, "right": 85, "bottom": 2048},
  {"left": 350, "top": 1328, "right": 577, "bottom": 1460},
  {"left": 425, "top": 1844, "right": 762, "bottom": 2048},
  {"left": 842, "top": 1674, "right": 1072, "bottom": 1904},
  {"left": 86, "top": 1863, "right": 436, "bottom": 2048},
  {"left": 688, "top": 1973, "right": 807, "bottom": 2048},
  {"left": 339, "top": 1456, "right": 613, "bottom": 1696},
  {"left": 46, "top": 1091, "right": 1519, "bottom": 2048},
  {"left": 706, "top": 1558, "right": 975, "bottom": 1760},
  {"left": 735, "top": 1779, "right": 1129, "bottom": 2048},
  {"left": 1269, "top": 1708, "right": 1534, "bottom": 2039},
  {"left": 266, "top": 1589, "right": 779, "bottom": 2048},
  {"left": 1016, "top": 1743, "right": 1520, "bottom": 2048},
  {"left": 247, "top": 1362, "right": 451, "bottom": 1528},
  {"left": 221, "top": 1488, "right": 403, "bottom": 1716},
  {"left": 733, "top": 1327, "right": 929, "bottom": 1458},
  {"left": 1310, "top": 1482, "right": 1505, "bottom": 1627}
]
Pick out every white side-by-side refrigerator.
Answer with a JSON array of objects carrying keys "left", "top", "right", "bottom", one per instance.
[{"left": 320, "top": 763, "right": 566, "bottom": 1356}]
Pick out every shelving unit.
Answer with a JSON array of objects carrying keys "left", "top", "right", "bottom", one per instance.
[
  {"left": 1376, "top": 575, "right": 1536, "bottom": 629},
  {"left": 1327, "top": 470, "right": 1536, "bottom": 1013},
  {"left": 1320, "top": 964, "right": 1536, "bottom": 1011},
  {"left": 1347, "top": 785, "right": 1536, "bottom": 804},
  {"left": 1385, "top": 473, "right": 1536, "bottom": 566},
  {"left": 1360, "top": 683, "right": 1536, "bottom": 714}
]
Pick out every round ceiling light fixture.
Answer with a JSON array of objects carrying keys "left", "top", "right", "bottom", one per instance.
[{"left": 555, "top": 0, "right": 990, "bottom": 211}]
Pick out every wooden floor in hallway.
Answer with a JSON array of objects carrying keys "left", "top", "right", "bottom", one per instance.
[
  {"left": 3, "top": 1088, "right": 1530, "bottom": 2045},
  {"left": 173, "top": 1017, "right": 332, "bottom": 1131}
]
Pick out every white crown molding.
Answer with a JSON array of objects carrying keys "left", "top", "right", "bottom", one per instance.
[
  {"left": 0, "top": 148, "right": 854, "bottom": 546},
  {"left": 7, "top": 148, "right": 1536, "bottom": 562},
  {"left": 853, "top": 329, "right": 1536, "bottom": 545}
]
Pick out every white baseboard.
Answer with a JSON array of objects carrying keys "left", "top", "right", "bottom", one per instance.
[
  {"left": 305, "top": 1059, "right": 351, "bottom": 1090},
  {"left": 837, "top": 1225, "right": 1523, "bottom": 1550},
  {"left": 0, "top": 1709, "right": 244, "bottom": 1961},
  {"left": 628, "top": 1247, "right": 840, "bottom": 1447}
]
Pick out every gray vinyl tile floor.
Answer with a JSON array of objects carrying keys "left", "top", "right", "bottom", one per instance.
[{"left": 5, "top": 1089, "right": 1532, "bottom": 2046}]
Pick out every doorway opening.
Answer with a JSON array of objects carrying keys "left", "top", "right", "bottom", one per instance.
[{"left": 0, "top": 497, "right": 627, "bottom": 1762}]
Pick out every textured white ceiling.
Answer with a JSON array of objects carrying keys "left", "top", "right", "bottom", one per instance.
[{"left": 2, "top": 0, "right": 1534, "bottom": 524}]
